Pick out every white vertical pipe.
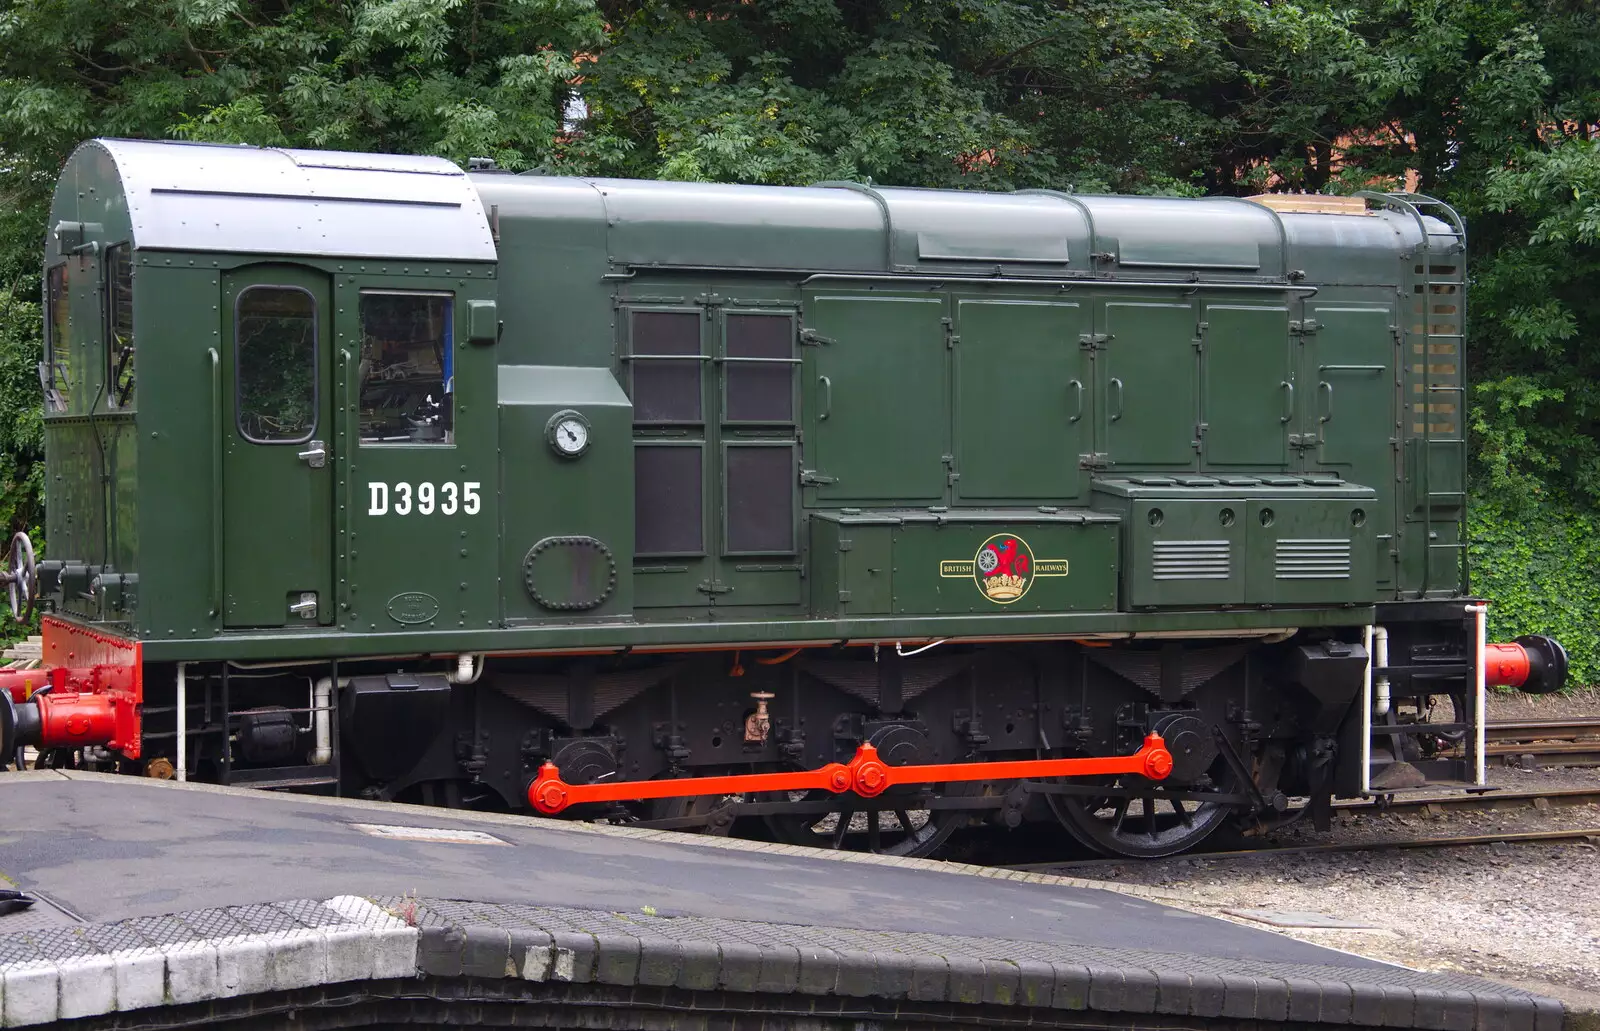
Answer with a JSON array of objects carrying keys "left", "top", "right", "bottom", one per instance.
[
  {"left": 175, "top": 662, "right": 187, "bottom": 782},
  {"left": 1360, "top": 624, "right": 1373, "bottom": 795},
  {"left": 1372, "top": 626, "right": 1391, "bottom": 716},
  {"left": 1468, "top": 603, "right": 1488, "bottom": 786}
]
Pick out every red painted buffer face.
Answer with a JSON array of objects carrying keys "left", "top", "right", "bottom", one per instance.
[{"left": 1483, "top": 635, "right": 1567, "bottom": 695}]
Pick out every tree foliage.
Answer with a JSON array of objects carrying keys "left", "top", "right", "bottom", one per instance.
[{"left": 2, "top": 0, "right": 1600, "bottom": 663}]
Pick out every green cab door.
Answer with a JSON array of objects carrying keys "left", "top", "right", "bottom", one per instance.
[
  {"left": 220, "top": 266, "right": 334, "bottom": 627},
  {"left": 1100, "top": 299, "right": 1200, "bottom": 469}
]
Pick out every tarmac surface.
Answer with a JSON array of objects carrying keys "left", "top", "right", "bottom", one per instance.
[{"left": 0, "top": 771, "right": 1576, "bottom": 1030}]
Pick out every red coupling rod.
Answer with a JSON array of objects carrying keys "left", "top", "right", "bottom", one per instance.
[{"left": 529, "top": 732, "right": 1172, "bottom": 815}]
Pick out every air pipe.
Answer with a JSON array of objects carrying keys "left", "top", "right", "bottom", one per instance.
[{"left": 1372, "top": 626, "right": 1391, "bottom": 717}]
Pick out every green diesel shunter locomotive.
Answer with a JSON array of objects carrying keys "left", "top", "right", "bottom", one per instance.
[{"left": 0, "top": 138, "right": 1565, "bottom": 858}]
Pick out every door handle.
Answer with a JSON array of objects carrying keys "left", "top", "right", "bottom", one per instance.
[
  {"left": 1280, "top": 381, "right": 1294, "bottom": 423},
  {"left": 1109, "top": 377, "right": 1124, "bottom": 421},
  {"left": 1068, "top": 379, "right": 1084, "bottom": 423},
  {"left": 297, "top": 440, "right": 327, "bottom": 468},
  {"left": 818, "top": 376, "right": 832, "bottom": 420},
  {"left": 1318, "top": 381, "right": 1333, "bottom": 423}
]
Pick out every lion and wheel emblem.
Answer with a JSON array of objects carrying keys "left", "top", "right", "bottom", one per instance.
[{"left": 939, "top": 533, "right": 1068, "bottom": 604}]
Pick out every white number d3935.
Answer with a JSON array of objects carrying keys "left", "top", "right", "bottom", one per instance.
[{"left": 368, "top": 481, "right": 480, "bottom": 516}]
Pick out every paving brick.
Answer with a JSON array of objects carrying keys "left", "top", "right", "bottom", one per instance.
[
  {"left": 460, "top": 926, "right": 512, "bottom": 979},
  {"left": 548, "top": 931, "right": 597, "bottom": 984},
  {"left": 905, "top": 953, "right": 948, "bottom": 1003},
  {"left": 1049, "top": 962, "right": 1091, "bottom": 1011},
  {"left": 945, "top": 955, "right": 985, "bottom": 1006},
  {"left": 677, "top": 940, "right": 721, "bottom": 992},
  {"left": 832, "top": 949, "right": 877, "bottom": 998},
  {"left": 592, "top": 933, "right": 641, "bottom": 987},
  {"left": 1013, "top": 958, "right": 1054, "bottom": 1009},
  {"left": 1086, "top": 964, "right": 1127, "bottom": 1012},
  {"left": 1286, "top": 976, "right": 1325, "bottom": 1023},
  {"left": 637, "top": 939, "right": 682, "bottom": 988},
  {"left": 981, "top": 958, "right": 1020, "bottom": 1006},
  {"left": 416, "top": 926, "right": 464, "bottom": 978}
]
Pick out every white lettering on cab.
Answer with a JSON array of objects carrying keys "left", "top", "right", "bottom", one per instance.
[{"left": 367, "top": 481, "right": 481, "bottom": 516}]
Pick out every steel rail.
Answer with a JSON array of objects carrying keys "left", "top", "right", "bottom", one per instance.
[{"left": 1014, "top": 826, "right": 1600, "bottom": 873}]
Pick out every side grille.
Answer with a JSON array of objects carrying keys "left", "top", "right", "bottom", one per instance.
[
  {"left": 1275, "top": 538, "right": 1351, "bottom": 580},
  {"left": 1152, "top": 540, "right": 1230, "bottom": 580}
]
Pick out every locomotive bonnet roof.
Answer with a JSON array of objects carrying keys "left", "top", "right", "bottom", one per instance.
[
  {"left": 471, "top": 174, "right": 1298, "bottom": 275},
  {"left": 49, "top": 138, "right": 496, "bottom": 263}
]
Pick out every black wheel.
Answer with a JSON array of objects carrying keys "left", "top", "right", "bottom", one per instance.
[
  {"left": 1046, "top": 772, "right": 1237, "bottom": 858},
  {"left": 762, "top": 783, "right": 978, "bottom": 858}
]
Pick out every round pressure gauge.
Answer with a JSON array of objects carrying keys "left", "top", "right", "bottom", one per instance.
[{"left": 546, "top": 410, "right": 590, "bottom": 458}]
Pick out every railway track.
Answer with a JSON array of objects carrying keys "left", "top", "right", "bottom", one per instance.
[
  {"left": 1015, "top": 825, "right": 1600, "bottom": 873},
  {"left": 1482, "top": 717, "right": 1600, "bottom": 766},
  {"left": 1002, "top": 785, "right": 1600, "bottom": 872}
]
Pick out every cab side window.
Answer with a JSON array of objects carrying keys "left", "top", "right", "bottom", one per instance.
[
  {"left": 236, "top": 286, "right": 318, "bottom": 443},
  {"left": 358, "top": 292, "right": 454, "bottom": 445},
  {"left": 106, "top": 245, "right": 134, "bottom": 408}
]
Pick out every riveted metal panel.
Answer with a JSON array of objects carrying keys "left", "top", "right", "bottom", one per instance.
[
  {"left": 1124, "top": 499, "right": 1246, "bottom": 607},
  {"left": 1102, "top": 300, "right": 1199, "bottom": 469},
  {"left": 954, "top": 297, "right": 1090, "bottom": 501},
  {"left": 802, "top": 293, "right": 948, "bottom": 503},
  {"left": 1245, "top": 499, "right": 1373, "bottom": 605},
  {"left": 1201, "top": 304, "right": 1291, "bottom": 467}
]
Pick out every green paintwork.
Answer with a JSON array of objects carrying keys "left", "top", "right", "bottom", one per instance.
[
  {"left": 220, "top": 265, "right": 333, "bottom": 627},
  {"left": 39, "top": 139, "right": 1472, "bottom": 664}
]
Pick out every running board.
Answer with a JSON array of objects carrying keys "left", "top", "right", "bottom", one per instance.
[{"left": 528, "top": 734, "right": 1172, "bottom": 814}]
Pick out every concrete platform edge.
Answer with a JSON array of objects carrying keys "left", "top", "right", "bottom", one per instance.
[{"left": 0, "top": 896, "right": 1574, "bottom": 1031}]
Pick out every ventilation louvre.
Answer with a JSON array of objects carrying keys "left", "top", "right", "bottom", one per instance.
[
  {"left": 1152, "top": 540, "right": 1231, "bottom": 581},
  {"left": 1274, "top": 538, "right": 1351, "bottom": 580}
]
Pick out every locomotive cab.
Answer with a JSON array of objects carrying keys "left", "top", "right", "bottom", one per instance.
[{"left": 36, "top": 139, "right": 505, "bottom": 633}]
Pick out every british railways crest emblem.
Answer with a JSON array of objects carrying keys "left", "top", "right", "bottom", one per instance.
[{"left": 939, "top": 533, "right": 1070, "bottom": 605}]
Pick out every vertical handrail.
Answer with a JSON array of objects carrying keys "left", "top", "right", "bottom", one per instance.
[{"left": 208, "top": 347, "right": 222, "bottom": 619}]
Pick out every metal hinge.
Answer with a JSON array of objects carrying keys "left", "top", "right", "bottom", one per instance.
[
  {"left": 943, "top": 453, "right": 960, "bottom": 486},
  {"left": 695, "top": 292, "right": 725, "bottom": 310},
  {"left": 838, "top": 590, "right": 853, "bottom": 603},
  {"left": 800, "top": 469, "right": 837, "bottom": 486},
  {"left": 1079, "top": 452, "right": 1111, "bottom": 471},
  {"left": 1079, "top": 333, "right": 1108, "bottom": 351},
  {"left": 696, "top": 580, "right": 733, "bottom": 595},
  {"left": 838, "top": 538, "right": 853, "bottom": 552},
  {"left": 799, "top": 328, "right": 835, "bottom": 346},
  {"left": 1289, "top": 433, "right": 1319, "bottom": 449},
  {"left": 1289, "top": 319, "right": 1321, "bottom": 336}
]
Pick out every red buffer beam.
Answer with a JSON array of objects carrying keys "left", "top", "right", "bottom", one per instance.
[{"left": 529, "top": 733, "right": 1173, "bottom": 815}]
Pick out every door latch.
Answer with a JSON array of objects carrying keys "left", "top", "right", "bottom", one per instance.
[
  {"left": 297, "top": 440, "right": 326, "bottom": 468},
  {"left": 289, "top": 592, "right": 318, "bottom": 620}
]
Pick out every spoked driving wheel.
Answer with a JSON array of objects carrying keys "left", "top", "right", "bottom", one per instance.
[
  {"left": 763, "top": 783, "right": 978, "bottom": 858},
  {"left": 4, "top": 533, "right": 38, "bottom": 622},
  {"left": 1047, "top": 769, "right": 1238, "bottom": 858}
]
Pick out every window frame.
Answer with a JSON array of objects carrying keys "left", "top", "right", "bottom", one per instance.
[
  {"left": 356, "top": 288, "right": 457, "bottom": 447},
  {"left": 624, "top": 306, "right": 708, "bottom": 427},
  {"left": 719, "top": 309, "right": 800, "bottom": 426},
  {"left": 104, "top": 243, "right": 134, "bottom": 409},
  {"left": 234, "top": 283, "right": 320, "bottom": 445},
  {"left": 633, "top": 440, "right": 708, "bottom": 559},
  {"left": 721, "top": 440, "right": 798, "bottom": 556}
]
